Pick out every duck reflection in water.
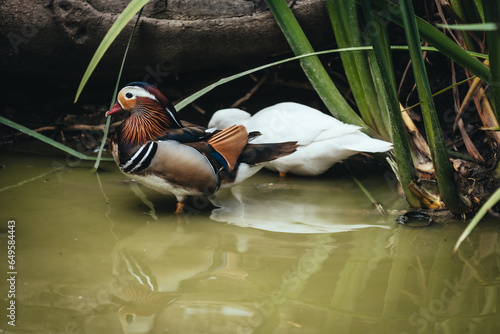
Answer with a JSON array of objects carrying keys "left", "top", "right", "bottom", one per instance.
[
  {"left": 110, "top": 248, "right": 179, "bottom": 334},
  {"left": 209, "top": 182, "right": 392, "bottom": 234},
  {"left": 109, "top": 222, "right": 250, "bottom": 334},
  {"left": 109, "top": 222, "right": 217, "bottom": 333}
]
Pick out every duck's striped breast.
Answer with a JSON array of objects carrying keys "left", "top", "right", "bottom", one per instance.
[{"left": 120, "top": 141, "right": 158, "bottom": 173}]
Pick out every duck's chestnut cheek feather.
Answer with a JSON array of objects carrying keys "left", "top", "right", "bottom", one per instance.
[{"left": 105, "top": 101, "right": 123, "bottom": 117}]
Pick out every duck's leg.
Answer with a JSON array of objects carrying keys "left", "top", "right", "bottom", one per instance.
[
  {"left": 175, "top": 201, "right": 185, "bottom": 214},
  {"left": 279, "top": 172, "right": 287, "bottom": 178}
]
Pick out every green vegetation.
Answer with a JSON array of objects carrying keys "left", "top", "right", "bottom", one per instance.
[{"left": 264, "top": 0, "right": 499, "bottom": 249}]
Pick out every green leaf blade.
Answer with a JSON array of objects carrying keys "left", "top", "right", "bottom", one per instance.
[
  {"left": 0, "top": 116, "right": 113, "bottom": 161},
  {"left": 264, "top": 0, "right": 370, "bottom": 132},
  {"left": 399, "top": 0, "right": 471, "bottom": 214},
  {"left": 454, "top": 186, "right": 500, "bottom": 253},
  {"left": 368, "top": 0, "right": 491, "bottom": 83},
  {"left": 360, "top": 0, "right": 421, "bottom": 208},
  {"left": 74, "top": 0, "right": 149, "bottom": 102},
  {"left": 437, "top": 23, "right": 498, "bottom": 31}
]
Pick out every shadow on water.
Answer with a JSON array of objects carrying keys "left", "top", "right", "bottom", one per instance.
[{"left": 0, "top": 152, "right": 499, "bottom": 333}]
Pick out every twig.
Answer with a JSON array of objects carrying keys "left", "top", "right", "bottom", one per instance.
[
  {"left": 457, "top": 118, "right": 485, "bottom": 163},
  {"left": 190, "top": 103, "right": 206, "bottom": 115},
  {"left": 273, "top": 77, "right": 314, "bottom": 90},
  {"left": 475, "top": 86, "right": 500, "bottom": 146},
  {"left": 11, "top": 122, "right": 121, "bottom": 137},
  {"left": 453, "top": 72, "right": 483, "bottom": 132},
  {"left": 400, "top": 103, "right": 431, "bottom": 158},
  {"left": 231, "top": 73, "right": 269, "bottom": 108}
]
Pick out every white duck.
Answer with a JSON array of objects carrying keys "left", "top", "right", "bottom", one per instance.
[{"left": 208, "top": 102, "right": 393, "bottom": 176}]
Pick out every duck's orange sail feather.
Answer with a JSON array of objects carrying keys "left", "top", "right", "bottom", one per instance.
[{"left": 208, "top": 125, "right": 248, "bottom": 172}]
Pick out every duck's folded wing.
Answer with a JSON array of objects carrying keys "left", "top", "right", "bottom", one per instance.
[{"left": 158, "top": 126, "right": 216, "bottom": 143}]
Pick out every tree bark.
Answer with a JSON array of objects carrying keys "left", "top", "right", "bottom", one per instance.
[{"left": 1, "top": 0, "right": 333, "bottom": 80}]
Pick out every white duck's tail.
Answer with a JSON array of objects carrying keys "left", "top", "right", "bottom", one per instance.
[{"left": 336, "top": 131, "right": 393, "bottom": 153}]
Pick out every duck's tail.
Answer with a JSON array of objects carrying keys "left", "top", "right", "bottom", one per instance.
[
  {"left": 336, "top": 133, "right": 393, "bottom": 153},
  {"left": 238, "top": 141, "right": 298, "bottom": 165}
]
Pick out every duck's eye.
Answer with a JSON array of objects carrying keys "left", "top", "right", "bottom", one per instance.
[{"left": 125, "top": 92, "right": 134, "bottom": 99}]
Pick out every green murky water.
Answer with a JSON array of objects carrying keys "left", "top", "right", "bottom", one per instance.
[{"left": 0, "top": 151, "right": 499, "bottom": 333}]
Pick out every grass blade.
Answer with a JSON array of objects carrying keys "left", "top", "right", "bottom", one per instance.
[
  {"left": 453, "top": 186, "right": 500, "bottom": 253},
  {"left": 74, "top": 0, "right": 150, "bottom": 102},
  {"left": 0, "top": 116, "right": 113, "bottom": 161},
  {"left": 483, "top": 0, "right": 500, "bottom": 122},
  {"left": 399, "top": 0, "right": 471, "bottom": 214},
  {"left": 174, "top": 52, "right": 344, "bottom": 111},
  {"left": 92, "top": 8, "right": 144, "bottom": 171},
  {"left": 326, "top": 0, "right": 390, "bottom": 139},
  {"left": 368, "top": 0, "right": 491, "bottom": 82},
  {"left": 264, "top": 0, "right": 369, "bottom": 131},
  {"left": 437, "top": 23, "right": 498, "bottom": 31},
  {"left": 360, "top": 0, "right": 421, "bottom": 208},
  {"left": 474, "top": 0, "right": 485, "bottom": 23},
  {"left": 345, "top": 162, "right": 385, "bottom": 214},
  {"left": 448, "top": 0, "right": 478, "bottom": 51},
  {"left": 176, "top": 45, "right": 466, "bottom": 112}
]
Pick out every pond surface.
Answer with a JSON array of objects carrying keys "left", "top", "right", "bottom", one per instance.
[{"left": 0, "top": 151, "right": 499, "bottom": 334}]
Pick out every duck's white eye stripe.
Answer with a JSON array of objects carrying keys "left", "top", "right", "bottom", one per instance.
[{"left": 121, "top": 87, "right": 157, "bottom": 101}]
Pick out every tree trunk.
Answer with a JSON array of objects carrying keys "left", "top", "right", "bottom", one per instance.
[{"left": 1, "top": 0, "right": 333, "bottom": 80}]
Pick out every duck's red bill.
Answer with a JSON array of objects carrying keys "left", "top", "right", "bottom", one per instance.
[{"left": 105, "top": 101, "right": 123, "bottom": 117}]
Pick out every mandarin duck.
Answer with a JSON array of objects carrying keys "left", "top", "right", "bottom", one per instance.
[
  {"left": 106, "top": 82, "right": 297, "bottom": 213},
  {"left": 208, "top": 102, "right": 393, "bottom": 176}
]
